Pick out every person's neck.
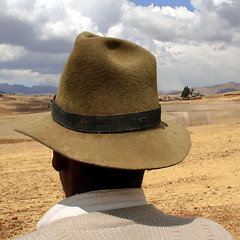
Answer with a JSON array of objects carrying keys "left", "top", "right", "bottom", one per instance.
[{"left": 64, "top": 186, "right": 142, "bottom": 198}]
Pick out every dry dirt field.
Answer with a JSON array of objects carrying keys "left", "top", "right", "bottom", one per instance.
[
  {"left": 0, "top": 94, "right": 239, "bottom": 239},
  {"left": 0, "top": 94, "right": 53, "bottom": 115}
]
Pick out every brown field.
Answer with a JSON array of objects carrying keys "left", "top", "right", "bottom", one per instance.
[{"left": 0, "top": 94, "right": 240, "bottom": 239}]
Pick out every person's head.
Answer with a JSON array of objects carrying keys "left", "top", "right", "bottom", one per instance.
[
  {"left": 52, "top": 151, "right": 145, "bottom": 197},
  {"left": 16, "top": 32, "right": 191, "bottom": 193}
]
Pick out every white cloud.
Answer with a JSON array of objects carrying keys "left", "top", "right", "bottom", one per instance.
[
  {"left": 0, "top": 44, "right": 27, "bottom": 62},
  {"left": 213, "top": 0, "right": 233, "bottom": 6},
  {"left": 0, "top": 69, "right": 60, "bottom": 86},
  {"left": 156, "top": 42, "right": 240, "bottom": 90},
  {"left": 64, "top": 0, "right": 127, "bottom": 33},
  {"left": 118, "top": 4, "right": 195, "bottom": 42}
]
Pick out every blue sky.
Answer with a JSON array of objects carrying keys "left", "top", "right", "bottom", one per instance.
[{"left": 129, "top": 0, "right": 195, "bottom": 11}]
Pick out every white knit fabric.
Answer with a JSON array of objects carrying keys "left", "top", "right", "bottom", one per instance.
[
  {"left": 37, "top": 188, "right": 147, "bottom": 229},
  {"left": 16, "top": 204, "right": 233, "bottom": 240},
  {"left": 15, "top": 188, "right": 234, "bottom": 240}
]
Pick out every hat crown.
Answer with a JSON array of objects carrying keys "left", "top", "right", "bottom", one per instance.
[{"left": 56, "top": 32, "right": 159, "bottom": 115}]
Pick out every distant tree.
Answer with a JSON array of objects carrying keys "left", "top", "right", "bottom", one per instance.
[
  {"left": 0, "top": 91, "right": 5, "bottom": 97},
  {"left": 190, "top": 88, "right": 194, "bottom": 96},
  {"left": 181, "top": 86, "right": 191, "bottom": 99}
]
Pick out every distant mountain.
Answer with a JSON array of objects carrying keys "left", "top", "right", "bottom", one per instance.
[
  {"left": 216, "top": 88, "right": 238, "bottom": 94},
  {"left": 168, "top": 90, "right": 182, "bottom": 95},
  {"left": 0, "top": 83, "right": 57, "bottom": 94},
  {"left": 193, "top": 82, "right": 240, "bottom": 95}
]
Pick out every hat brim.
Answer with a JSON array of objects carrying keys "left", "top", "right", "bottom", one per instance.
[{"left": 15, "top": 113, "right": 191, "bottom": 170}]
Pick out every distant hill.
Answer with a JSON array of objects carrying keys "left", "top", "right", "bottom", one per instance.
[
  {"left": 168, "top": 90, "right": 182, "bottom": 95},
  {"left": 193, "top": 82, "right": 240, "bottom": 96},
  {"left": 0, "top": 83, "right": 57, "bottom": 95}
]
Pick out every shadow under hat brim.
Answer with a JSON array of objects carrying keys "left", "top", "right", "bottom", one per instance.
[{"left": 15, "top": 113, "right": 191, "bottom": 170}]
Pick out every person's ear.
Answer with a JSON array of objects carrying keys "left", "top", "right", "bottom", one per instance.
[{"left": 52, "top": 151, "right": 67, "bottom": 171}]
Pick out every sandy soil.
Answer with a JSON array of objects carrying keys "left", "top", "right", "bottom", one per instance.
[
  {"left": 0, "top": 94, "right": 52, "bottom": 115},
  {"left": 0, "top": 95, "right": 239, "bottom": 239}
]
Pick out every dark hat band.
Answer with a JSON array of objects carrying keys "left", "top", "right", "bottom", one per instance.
[{"left": 51, "top": 96, "right": 161, "bottom": 133}]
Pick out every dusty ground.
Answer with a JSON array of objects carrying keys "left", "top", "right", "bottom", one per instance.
[
  {"left": 0, "top": 94, "right": 53, "bottom": 115},
  {"left": 0, "top": 94, "right": 239, "bottom": 239}
]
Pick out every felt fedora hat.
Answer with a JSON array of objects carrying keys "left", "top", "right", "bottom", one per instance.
[{"left": 16, "top": 32, "right": 191, "bottom": 170}]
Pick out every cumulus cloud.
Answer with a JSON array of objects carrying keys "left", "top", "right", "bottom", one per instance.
[
  {"left": 108, "top": 1, "right": 240, "bottom": 44},
  {"left": 156, "top": 42, "right": 240, "bottom": 90},
  {"left": 0, "top": 51, "right": 68, "bottom": 74},
  {"left": 118, "top": 5, "right": 196, "bottom": 42},
  {"left": 65, "top": 0, "right": 127, "bottom": 33},
  {"left": 0, "top": 0, "right": 99, "bottom": 53},
  {"left": 0, "top": 69, "right": 60, "bottom": 86},
  {"left": 0, "top": 0, "right": 239, "bottom": 90},
  {"left": 216, "top": 0, "right": 240, "bottom": 28},
  {"left": 0, "top": 44, "right": 27, "bottom": 62}
]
